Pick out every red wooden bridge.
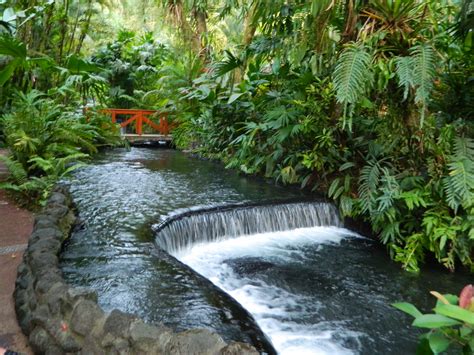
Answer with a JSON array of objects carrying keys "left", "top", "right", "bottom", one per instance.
[{"left": 102, "top": 108, "right": 172, "bottom": 143}]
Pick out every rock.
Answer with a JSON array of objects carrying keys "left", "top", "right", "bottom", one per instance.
[
  {"left": 66, "top": 286, "right": 98, "bottom": 304},
  {"left": 71, "top": 299, "right": 104, "bottom": 336},
  {"left": 16, "top": 304, "right": 32, "bottom": 334},
  {"left": 129, "top": 320, "right": 173, "bottom": 354},
  {"left": 29, "top": 227, "right": 63, "bottom": 245},
  {"left": 13, "top": 287, "right": 28, "bottom": 309},
  {"left": 219, "top": 342, "right": 259, "bottom": 355},
  {"left": 166, "top": 329, "right": 227, "bottom": 355},
  {"left": 15, "top": 272, "right": 31, "bottom": 290},
  {"left": 47, "top": 321, "right": 82, "bottom": 353},
  {"left": 17, "top": 262, "right": 29, "bottom": 276},
  {"left": 34, "top": 214, "right": 61, "bottom": 227},
  {"left": 30, "top": 304, "right": 50, "bottom": 328},
  {"left": 43, "top": 205, "right": 69, "bottom": 219},
  {"left": 103, "top": 310, "right": 137, "bottom": 339},
  {"left": 29, "top": 251, "right": 58, "bottom": 272},
  {"left": 28, "top": 237, "right": 61, "bottom": 254},
  {"left": 109, "top": 338, "right": 131, "bottom": 354},
  {"left": 47, "top": 192, "right": 67, "bottom": 206},
  {"left": 44, "top": 282, "right": 69, "bottom": 315},
  {"left": 29, "top": 326, "right": 58, "bottom": 354},
  {"left": 34, "top": 216, "right": 59, "bottom": 230},
  {"left": 79, "top": 335, "right": 103, "bottom": 355},
  {"left": 33, "top": 271, "right": 63, "bottom": 296}
]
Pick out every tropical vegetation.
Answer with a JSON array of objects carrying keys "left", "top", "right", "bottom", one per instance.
[
  {"left": 394, "top": 284, "right": 474, "bottom": 354},
  {"left": 0, "top": 1, "right": 473, "bottom": 273}
]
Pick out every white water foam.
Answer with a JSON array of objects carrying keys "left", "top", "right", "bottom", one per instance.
[{"left": 174, "top": 226, "right": 364, "bottom": 355}]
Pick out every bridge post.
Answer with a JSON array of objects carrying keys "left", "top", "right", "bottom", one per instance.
[{"left": 137, "top": 112, "right": 143, "bottom": 135}]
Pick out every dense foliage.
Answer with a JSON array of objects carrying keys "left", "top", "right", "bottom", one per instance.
[
  {"left": 0, "top": 1, "right": 123, "bottom": 205},
  {"left": 1, "top": 1, "right": 473, "bottom": 271},
  {"left": 153, "top": 0, "right": 474, "bottom": 273}
]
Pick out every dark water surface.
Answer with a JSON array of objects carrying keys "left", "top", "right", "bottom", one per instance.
[{"left": 60, "top": 148, "right": 471, "bottom": 354}]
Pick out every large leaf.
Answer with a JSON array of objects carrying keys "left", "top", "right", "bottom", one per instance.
[
  {"left": 0, "top": 35, "right": 27, "bottom": 58},
  {"left": 428, "top": 331, "right": 450, "bottom": 354},
  {"left": 434, "top": 304, "right": 474, "bottom": 325},
  {"left": 412, "top": 314, "right": 461, "bottom": 328},
  {"left": 0, "top": 58, "right": 19, "bottom": 86},
  {"left": 393, "top": 302, "right": 423, "bottom": 318},
  {"left": 65, "top": 55, "right": 101, "bottom": 73}
]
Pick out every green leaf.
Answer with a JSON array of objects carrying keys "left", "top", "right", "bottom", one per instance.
[
  {"left": 460, "top": 325, "right": 472, "bottom": 337},
  {"left": 0, "top": 35, "right": 27, "bottom": 58},
  {"left": 339, "top": 162, "right": 355, "bottom": 171},
  {"left": 65, "top": 54, "right": 101, "bottom": 73},
  {"left": 434, "top": 304, "right": 474, "bottom": 325},
  {"left": 2, "top": 7, "right": 16, "bottom": 23},
  {"left": 328, "top": 178, "right": 340, "bottom": 198},
  {"left": 416, "top": 337, "right": 434, "bottom": 355},
  {"left": 228, "top": 92, "right": 244, "bottom": 104},
  {"left": 412, "top": 314, "right": 461, "bottom": 328},
  {"left": 428, "top": 331, "right": 450, "bottom": 354},
  {"left": 393, "top": 302, "right": 423, "bottom": 318},
  {"left": 0, "top": 59, "right": 19, "bottom": 86},
  {"left": 439, "top": 235, "right": 447, "bottom": 251}
]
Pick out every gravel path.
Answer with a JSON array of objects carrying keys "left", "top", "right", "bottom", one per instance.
[{"left": 0, "top": 149, "right": 33, "bottom": 354}]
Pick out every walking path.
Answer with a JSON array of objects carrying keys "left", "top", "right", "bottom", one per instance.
[{"left": 0, "top": 149, "right": 33, "bottom": 354}]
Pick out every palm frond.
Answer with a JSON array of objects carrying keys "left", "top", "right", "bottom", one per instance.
[{"left": 213, "top": 50, "right": 244, "bottom": 78}]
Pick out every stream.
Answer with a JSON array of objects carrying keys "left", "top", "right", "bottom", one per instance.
[{"left": 60, "top": 148, "right": 471, "bottom": 354}]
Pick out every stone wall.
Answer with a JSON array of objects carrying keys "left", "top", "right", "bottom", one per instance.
[{"left": 14, "top": 187, "right": 258, "bottom": 355}]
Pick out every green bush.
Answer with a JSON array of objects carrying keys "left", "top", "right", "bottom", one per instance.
[{"left": 0, "top": 90, "right": 122, "bottom": 205}]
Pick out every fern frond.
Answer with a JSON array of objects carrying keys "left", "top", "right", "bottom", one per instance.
[
  {"left": 453, "top": 136, "right": 474, "bottom": 159},
  {"left": 376, "top": 168, "right": 400, "bottom": 212},
  {"left": 443, "top": 137, "right": 474, "bottom": 212},
  {"left": 395, "top": 56, "right": 414, "bottom": 100},
  {"left": 28, "top": 156, "right": 53, "bottom": 174},
  {"left": 0, "top": 155, "right": 27, "bottom": 184},
  {"left": 411, "top": 44, "right": 436, "bottom": 105},
  {"left": 411, "top": 44, "right": 437, "bottom": 125},
  {"left": 333, "top": 44, "right": 373, "bottom": 108},
  {"left": 358, "top": 159, "right": 381, "bottom": 214}
]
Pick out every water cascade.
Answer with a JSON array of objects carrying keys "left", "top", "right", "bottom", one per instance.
[{"left": 154, "top": 201, "right": 342, "bottom": 253}]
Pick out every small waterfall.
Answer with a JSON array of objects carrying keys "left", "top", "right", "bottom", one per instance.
[{"left": 154, "top": 201, "right": 342, "bottom": 254}]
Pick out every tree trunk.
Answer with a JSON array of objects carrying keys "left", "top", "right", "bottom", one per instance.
[
  {"left": 193, "top": 7, "right": 208, "bottom": 59},
  {"left": 235, "top": 4, "right": 257, "bottom": 82},
  {"left": 66, "top": 9, "right": 81, "bottom": 57},
  {"left": 57, "top": 0, "right": 70, "bottom": 65},
  {"left": 75, "top": 2, "right": 93, "bottom": 55},
  {"left": 243, "top": 7, "right": 257, "bottom": 46}
]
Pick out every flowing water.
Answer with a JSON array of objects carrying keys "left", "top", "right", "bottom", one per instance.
[{"left": 61, "top": 148, "right": 471, "bottom": 354}]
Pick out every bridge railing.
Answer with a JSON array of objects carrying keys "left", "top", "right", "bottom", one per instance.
[{"left": 101, "top": 108, "right": 170, "bottom": 136}]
